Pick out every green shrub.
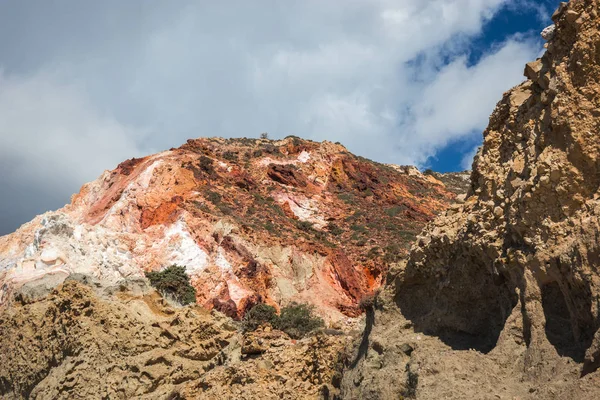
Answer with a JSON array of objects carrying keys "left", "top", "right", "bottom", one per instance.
[
  {"left": 242, "top": 302, "right": 324, "bottom": 339},
  {"left": 338, "top": 193, "right": 356, "bottom": 205},
  {"left": 205, "top": 190, "right": 222, "bottom": 205},
  {"left": 199, "top": 156, "right": 215, "bottom": 174},
  {"left": 264, "top": 221, "right": 276, "bottom": 233},
  {"left": 263, "top": 144, "right": 280, "bottom": 154},
  {"left": 217, "top": 203, "right": 233, "bottom": 215},
  {"left": 350, "top": 224, "right": 367, "bottom": 234},
  {"left": 242, "top": 304, "right": 278, "bottom": 332},
  {"left": 326, "top": 222, "right": 344, "bottom": 236},
  {"left": 296, "top": 220, "right": 314, "bottom": 232},
  {"left": 222, "top": 151, "right": 237, "bottom": 161},
  {"left": 145, "top": 265, "right": 196, "bottom": 305},
  {"left": 275, "top": 302, "right": 324, "bottom": 339},
  {"left": 385, "top": 206, "right": 403, "bottom": 217}
]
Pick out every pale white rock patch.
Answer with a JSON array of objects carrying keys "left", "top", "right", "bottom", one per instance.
[
  {"left": 163, "top": 219, "right": 209, "bottom": 274},
  {"left": 297, "top": 151, "right": 311, "bottom": 163}
]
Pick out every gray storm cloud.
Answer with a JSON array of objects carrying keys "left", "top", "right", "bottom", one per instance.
[{"left": 0, "top": 0, "right": 546, "bottom": 234}]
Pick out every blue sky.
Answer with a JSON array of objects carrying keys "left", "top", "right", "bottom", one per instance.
[
  {"left": 428, "top": 0, "right": 560, "bottom": 172},
  {"left": 0, "top": 0, "right": 563, "bottom": 234}
]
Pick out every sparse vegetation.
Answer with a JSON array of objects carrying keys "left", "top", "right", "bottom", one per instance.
[
  {"left": 242, "top": 302, "right": 324, "bottom": 339},
  {"left": 263, "top": 143, "right": 280, "bottom": 155},
  {"left": 296, "top": 220, "right": 314, "bottom": 232},
  {"left": 362, "top": 188, "right": 374, "bottom": 198},
  {"left": 285, "top": 135, "right": 302, "bottom": 146},
  {"left": 350, "top": 224, "right": 368, "bottom": 234},
  {"left": 260, "top": 132, "right": 269, "bottom": 139},
  {"left": 242, "top": 303, "right": 278, "bottom": 332},
  {"left": 326, "top": 222, "right": 344, "bottom": 236},
  {"left": 276, "top": 302, "right": 324, "bottom": 339},
  {"left": 383, "top": 244, "right": 403, "bottom": 263},
  {"left": 222, "top": 151, "right": 238, "bottom": 161},
  {"left": 205, "top": 190, "right": 222, "bottom": 205},
  {"left": 217, "top": 203, "right": 233, "bottom": 215},
  {"left": 367, "top": 246, "right": 380, "bottom": 259},
  {"left": 385, "top": 206, "right": 404, "bottom": 217},
  {"left": 264, "top": 220, "right": 277, "bottom": 234},
  {"left": 145, "top": 265, "right": 196, "bottom": 305},
  {"left": 199, "top": 155, "right": 215, "bottom": 174},
  {"left": 338, "top": 193, "right": 357, "bottom": 205}
]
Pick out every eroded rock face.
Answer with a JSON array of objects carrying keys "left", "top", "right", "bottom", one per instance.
[
  {"left": 0, "top": 277, "right": 348, "bottom": 400},
  {"left": 0, "top": 278, "right": 236, "bottom": 399},
  {"left": 399, "top": 0, "right": 600, "bottom": 369},
  {"left": 0, "top": 137, "right": 464, "bottom": 323},
  {"left": 342, "top": 1, "right": 600, "bottom": 398}
]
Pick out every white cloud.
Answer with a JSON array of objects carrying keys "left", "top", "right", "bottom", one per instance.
[
  {"left": 461, "top": 145, "right": 482, "bottom": 170},
  {"left": 406, "top": 37, "right": 537, "bottom": 165},
  {"left": 0, "top": 0, "right": 547, "bottom": 233},
  {"left": 0, "top": 71, "right": 149, "bottom": 232}
]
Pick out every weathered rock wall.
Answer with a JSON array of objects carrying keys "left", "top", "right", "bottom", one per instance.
[
  {"left": 398, "top": 0, "right": 600, "bottom": 372},
  {"left": 341, "top": 1, "right": 600, "bottom": 398},
  {"left": 0, "top": 277, "right": 347, "bottom": 400}
]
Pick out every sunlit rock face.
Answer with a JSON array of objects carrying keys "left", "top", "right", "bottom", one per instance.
[
  {"left": 342, "top": 2, "right": 600, "bottom": 398},
  {"left": 0, "top": 136, "right": 465, "bottom": 321}
]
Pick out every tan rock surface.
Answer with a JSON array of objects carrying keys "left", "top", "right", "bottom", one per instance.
[
  {"left": 0, "top": 277, "right": 348, "bottom": 399},
  {"left": 0, "top": 277, "right": 236, "bottom": 399},
  {"left": 341, "top": 1, "right": 600, "bottom": 398}
]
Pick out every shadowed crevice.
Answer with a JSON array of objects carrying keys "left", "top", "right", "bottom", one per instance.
[
  {"left": 395, "top": 255, "right": 518, "bottom": 353},
  {"left": 349, "top": 306, "right": 375, "bottom": 369},
  {"left": 541, "top": 281, "right": 595, "bottom": 364}
]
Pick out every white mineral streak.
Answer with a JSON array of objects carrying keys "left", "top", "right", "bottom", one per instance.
[
  {"left": 215, "top": 248, "right": 233, "bottom": 274},
  {"left": 275, "top": 193, "right": 326, "bottom": 229},
  {"left": 297, "top": 151, "right": 311, "bottom": 163},
  {"left": 214, "top": 247, "right": 252, "bottom": 305},
  {"left": 163, "top": 219, "right": 209, "bottom": 274},
  {"left": 137, "top": 159, "right": 162, "bottom": 189}
]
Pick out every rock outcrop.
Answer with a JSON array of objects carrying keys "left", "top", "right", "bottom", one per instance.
[
  {"left": 0, "top": 137, "right": 465, "bottom": 322},
  {"left": 342, "top": 1, "right": 600, "bottom": 398},
  {"left": 0, "top": 276, "right": 348, "bottom": 399}
]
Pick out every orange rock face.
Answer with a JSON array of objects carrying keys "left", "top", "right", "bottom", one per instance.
[{"left": 0, "top": 136, "right": 467, "bottom": 322}]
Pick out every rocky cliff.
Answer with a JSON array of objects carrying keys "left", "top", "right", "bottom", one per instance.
[
  {"left": 0, "top": 136, "right": 468, "bottom": 398},
  {"left": 342, "top": 1, "right": 600, "bottom": 398},
  {"left": 0, "top": 137, "right": 464, "bottom": 323}
]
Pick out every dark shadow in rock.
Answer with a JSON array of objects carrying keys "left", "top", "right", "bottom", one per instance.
[
  {"left": 433, "top": 329, "right": 499, "bottom": 353},
  {"left": 349, "top": 306, "right": 375, "bottom": 368},
  {"left": 395, "top": 256, "right": 518, "bottom": 354},
  {"left": 541, "top": 281, "right": 594, "bottom": 365}
]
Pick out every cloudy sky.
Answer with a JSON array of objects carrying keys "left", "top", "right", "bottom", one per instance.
[{"left": 0, "top": 0, "right": 559, "bottom": 235}]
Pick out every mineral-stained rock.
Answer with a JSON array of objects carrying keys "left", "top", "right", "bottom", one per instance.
[
  {"left": 341, "top": 1, "right": 600, "bottom": 398},
  {"left": 0, "top": 137, "right": 464, "bottom": 323}
]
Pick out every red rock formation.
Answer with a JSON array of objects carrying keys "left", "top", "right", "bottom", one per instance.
[{"left": 0, "top": 137, "right": 467, "bottom": 322}]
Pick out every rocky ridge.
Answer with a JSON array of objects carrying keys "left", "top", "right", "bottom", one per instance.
[
  {"left": 341, "top": 1, "right": 600, "bottom": 398},
  {"left": 0, "top": 136, "right": 466, "bottom": 323},
  {"left": 0, "top": 136, "right": 467, "bottom": 398}
]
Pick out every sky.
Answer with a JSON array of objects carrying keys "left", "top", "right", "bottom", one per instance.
[{"left": 0, "top": 0, "right": 560, "bottom": 235}]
